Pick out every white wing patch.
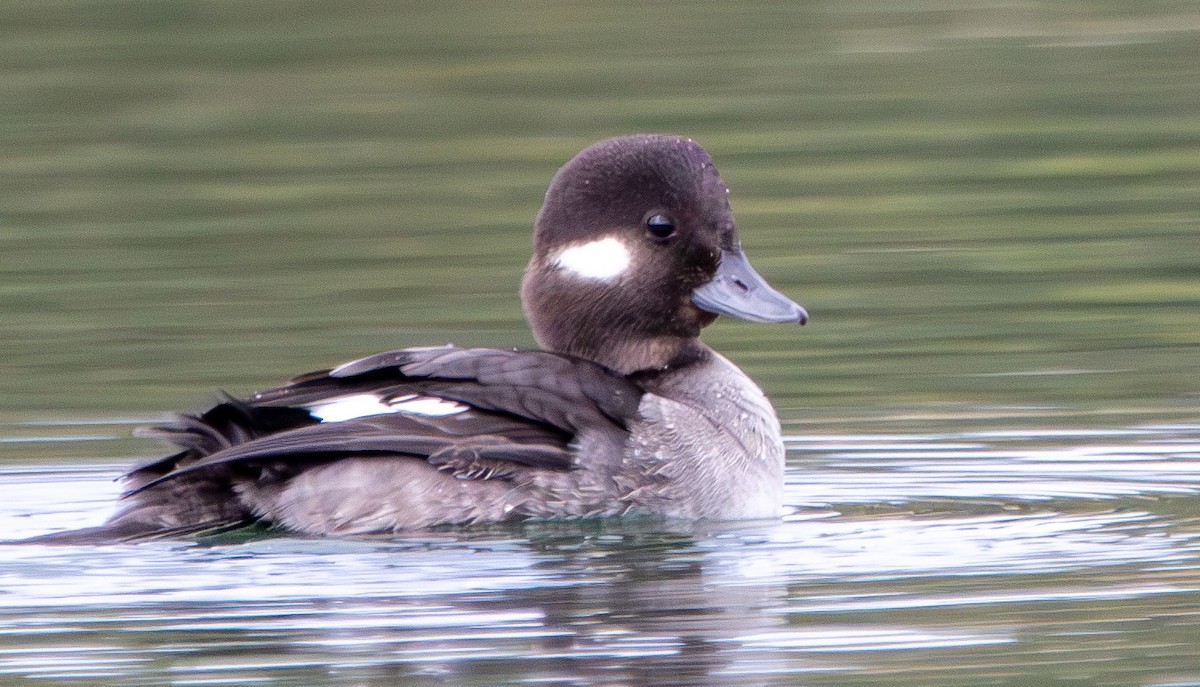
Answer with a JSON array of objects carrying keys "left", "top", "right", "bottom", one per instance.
[
  {"left": 552, "top": 236, "right": 631, "bottom": 281},
  {"left": 390, "top": 395, "right": 470, "bottom": 417},
  {"left": 307, "top": 393, "right": 469, "bottom": 422}
]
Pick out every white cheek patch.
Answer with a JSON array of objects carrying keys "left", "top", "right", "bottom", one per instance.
[
  {"left": 306, "top": 393, "right": 469, "bottom": 422},
  {"left": 552, "top": 236, "right": 631, "bottom": 281}
]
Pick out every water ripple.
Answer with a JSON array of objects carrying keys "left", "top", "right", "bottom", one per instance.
[
  {"left": 785, "top": 423, "right": 1200, "bottom": 504},
  {"left": 0, "top": 423, "right": 1198, "bottom": 685}
]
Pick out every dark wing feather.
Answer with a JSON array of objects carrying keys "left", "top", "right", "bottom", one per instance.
[
  {"left": 131, "top": 345, "right": 643, "bottom": 493},
  {"left": 325, "top": 345, "right": 643, "bottom": 430},
  {"left": 129, "top": 411, "right": 572, "bottom": 495}
]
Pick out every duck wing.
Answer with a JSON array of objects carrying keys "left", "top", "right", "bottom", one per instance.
[{"left": 128, "top": 345, "right": 643, "bottom": 494}]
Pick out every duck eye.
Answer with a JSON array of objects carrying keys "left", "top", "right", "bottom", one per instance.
[{"left": 645, "top": 214, "right": 676, "bottom": 240}]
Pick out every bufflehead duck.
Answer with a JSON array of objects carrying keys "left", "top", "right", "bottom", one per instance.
[{"left": 37, "top": 134, "right": 807, "bottom": 542}]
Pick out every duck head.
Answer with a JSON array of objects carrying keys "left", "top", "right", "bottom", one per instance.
[{"left": 522, "top": 134, "right": 807, "bottom": 374}]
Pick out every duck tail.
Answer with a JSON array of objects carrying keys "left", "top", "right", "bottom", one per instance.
[{"left": 14, "top": 398, "right": 310, "bottom": 545}]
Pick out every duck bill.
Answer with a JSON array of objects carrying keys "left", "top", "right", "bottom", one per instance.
[{"left": 692, "top": 249, "right": 808, "bottom": 324}]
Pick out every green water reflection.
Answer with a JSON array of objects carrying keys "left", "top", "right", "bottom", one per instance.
[{"left": 3, "top": 0, "right": 1198, "bottom": 426}]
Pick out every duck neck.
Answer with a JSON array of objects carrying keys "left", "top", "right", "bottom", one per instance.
[{"left": 565, "top": 333, "right": 709, "bottom": 376}]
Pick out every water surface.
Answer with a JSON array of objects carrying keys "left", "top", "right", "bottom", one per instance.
[{"left": 3, "top": 422, "right": 1200, "bottom": 685}]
